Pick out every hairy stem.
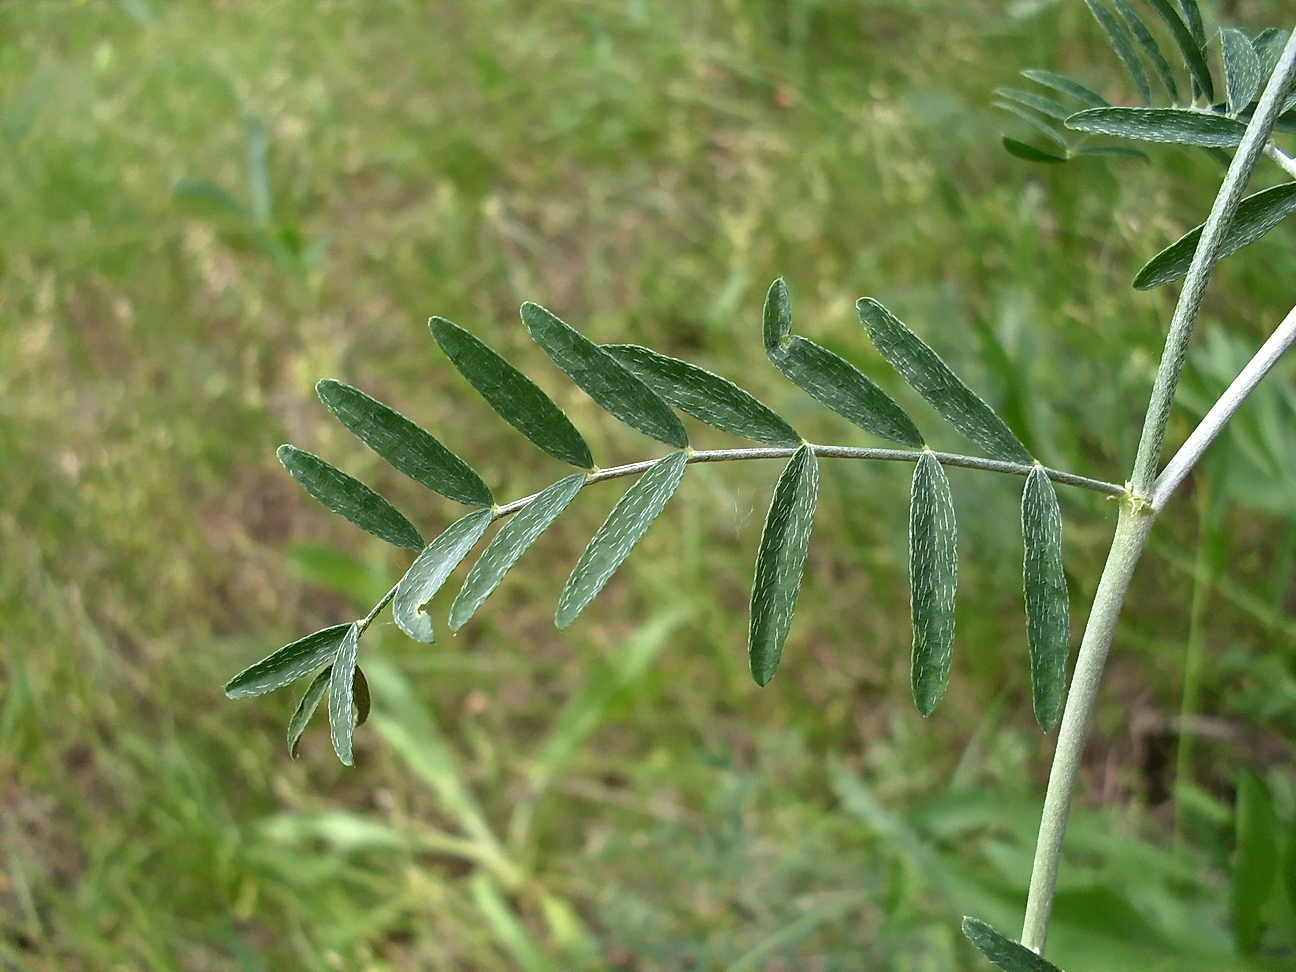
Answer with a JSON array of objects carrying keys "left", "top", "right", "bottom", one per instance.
[{"left": 1265, "top": 144, "right": 1296, "bottom": 180}]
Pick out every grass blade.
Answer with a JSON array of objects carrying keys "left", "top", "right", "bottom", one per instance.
[
  {"left": 961, "top": 917, "right": 1065, "bottom": 971},
  {"left": 430, "top": 316, "right": 593, "bottom": 469},
  {"left": 327, "top": 623, "right": 360, "bottom": 765},
  {"left": 316, "top": 379, "right": 492, "bottom": 507},
  {"left": 910, "top": 452, "right": 956, "bottom": 716},
  {"left": 1084, "top": 0, "right": 1153, "bottom": 105},
  {"left": 1232, "top": 772, "right": 1277, "bottom": 954},
  {"left": 1065, "top": 106, "right": 1245, "bottom": 146},
  {"left": 1021, "top": 69, "right": 1110, "bottom": 109},
  {"left": 1110, "top": 0, "right": 1179, "bottom": 102},
  {"left": 1002, "top": 137, "right": 1069, "bottom": 164},
  {"left": 749, "top": 445, "right": 818, "bottom": 686},
  {"left": 1145, "top": 0, "right": 1214, "bottom": 102},
  {"left": 469, "top": 872, "right": 561, "bottom": 972},
  {"left": 603, "top": 343, "right": 801, "bottom": 447},
  {"left": 1221, "top": 28, "right": 1263, "bottom": 114},
  {"left": 394, "top": 509, "right": 494, "bottom": 642},
  {"left": 1134, "top": 183, "right": 1296, "bottom": 289},
  {"left": 225, "top": 623, "right": 351, "bottom": 699},
  {"left": 287, "top": 665, "right": 331, "bottom": 758},
  {"left": 521, "top": 302, "right": 687, "bottom": 449},
  {"left": 450, "top": 474, "right": 586, "bottom": 630},
  {"left": 556, "top": 451, "right": 689, "bottom": 628},
  {"left": 1022, "top": 467, "right": 1070, "bottom": 732},
  {"left": 857, "top": 298, "right": 1031, "bottom": 464},
  {"left": 764, "top": 281, "right": 923, "bottom": 447}
]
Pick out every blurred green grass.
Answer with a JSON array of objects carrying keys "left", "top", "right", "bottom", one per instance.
[{"left": 2, "top": 0, "right": 1295, "bottom": 969}]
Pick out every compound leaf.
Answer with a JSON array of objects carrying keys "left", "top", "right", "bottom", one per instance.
[
  {"left": 961, "top": 918, "right": 1066, "bottom": 972},
  {"left": 556, "top": 450, "right": 688, "bottom": 628},
  {"left": 603, "top": 343, "right": 801, "bottom": 447},
  {"left": 287, "top": 665, "right": 331, "bottom": 759},
  {"left": 1022, "top": 467, "right": 1070, "bottom": 732},
  {"left": 857, "top": 298, "right": 1031, "bottom": 464},
  {"left": 1110, "top": 0, "right": 1179, "bottom": 102},
  {"left": 316, "top": 379, "right": 492, "bottom": 507},
  {"left": 910, "top": 452, "right": 956, "bottom": 717},
  {"left": 1065, "top": 107, "right": 1246, "bottom": 146},
  {"left": 450, "top": 473, "right": 586, "bottom": 630},
  {"left": 1002, "top": 137, "right": 1069, "bottom": 164},
  {"left": 749, "top": 445, "right": 818, "bottom": 686},
  {"left": 327, "top": 623, "right": 361, "bottom": 766},
  {"left": 1233, "top": 772, "right": 1277, "bottom": 954},
  {"left": 1021, "top": 69, "right": 1110, "bottom": 109},
  {"left": 1084, "top": 0, "right": 1153, "bottom": 105},
  {"left": 1134, "top": 183, "right": 1296, "bottom": 289},
  {"left": 429, "top": 316, "right": 593, "bottom": 469},
  {"left": 277, "top": 444, "right": 424, "bottom": 550},
  {"left": 521, "top": 302, "right": 688, "bottom": 449},
  {"left": 225, "top": 622, "right": 352, "bottom": 699},
  {"left": 394, "top": 509, "right": 495, "bottom": 643},
  {"left": 1222, "top": 28, "right": 1263, "bottom": 114},
  {"left": 765, "top": 281, "right": 923, "bottom": 447},
  {"left": 1145, "top": 0, "right": 1214, "bottom": 102}
]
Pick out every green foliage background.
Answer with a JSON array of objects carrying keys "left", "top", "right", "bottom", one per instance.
[{"left": 2, "top": 1, "right": 1294, "bottom": 969}]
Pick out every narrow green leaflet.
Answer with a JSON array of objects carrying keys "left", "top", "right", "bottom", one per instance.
[
  {"left": 287, "top": 665, "right": 331, "bottom": 759},
  {"left": 603, "top": 343, "right": 801, "bottom": 447},
  {"left": 857, "top": 299, "right": 1031, "bottom": 464},
  {"left": 327, "top": 623, "right": 361, "bottom": 766},
  {"left": 1232, "top": 772, "right": 1277, "bottom": 955},
  {"left": 1065, "top": 107, "right": 1246, "bottom": 147},
  {"left": 1222, "top": 28, "right": 1263, "bottom": 114},
  {"left": 353, "top": 666, "right": 371, "bottom": 727},
  {"left": 961, "top": 918, "right": 1066, "bottom": 972},
  {"left": 1084, "top": 0, "right": 1152, "bottom": 106},
  {"left": 749, "top": 445, "right": 818, "bottom": 686},
  {"left": 993, "top": 87, "right": 1072, "bottom": 120},
  {"left": 394, "top": 509, "right": 495, "bottom": 642},
  {"left": 1176, "top": 0, "right": 1206, "bottom": 52},
  {"left": 1110, "top": 0, "right": 1179, "bottom": 102},
  {"left": 910, "top": 452, "right": 957, "bottom": 717},
  {"left": 1022, "top": 467, "right": 1069, "bottom": 732},
  {"left": 994, "top": 101, "right": 1070, "bottom": 151},
  {"left": 1002, "top": 137, "right": 1068, "bottom": 164},
  {"left": 764, "top": 281, "right": 923, "bottom": 448},
  {"left": 316, "top": 380, "right": 492, "bottom": 507},
  {"left": 450, "top": 474, "right": 586, "bottom": 630},
  {"left": 1074, "top": 145, "right": 1149, "bottom": 160},
  {"left": 521, "top": 302, "right": 688, "bottom": 449},
  {"left": 1145, "top": 0, "right": 1213, "bottom": 102},
  {"left": 277, "top": 445, "right": 424, "bottom": 550},
  {"left": 556, "top": 451, "right": 689, "bottom": 629},
  {"left": 429, "top": 316, "right": 593, "bottom": 469},
  {"left": 1021, "top": 69, "right": 1109, "bottom": 109},
  {"left": 1134, "top": 183, "right": 1296, "bottom": 290},
  {"left": 225, "top": 623, "right": 352, "bottom": 699},
  {"left": 1253, "top": 29, "right": 1291, "bottom": 86}
]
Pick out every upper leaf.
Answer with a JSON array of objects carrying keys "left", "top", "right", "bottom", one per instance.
[
  {"left": 1065, "top": 107, "right": 1247, "bottom": 147},
  {"left": 288, "top": 665, "right": 331, "bottom": 759},
  {"left": 1145, "top": 0, "right": 1214, "bottom": 102},
  {"left": 277, "top": 445, "right": 425, "bottom": 550},
  {"left": 857, "top": 299, "right": 1032, "bottom": 464},
  {"left": 961, "top": 918, "right": 1066, "bottom": 972},
  {"left": 556, "top": 450, "right": 689, "bottom": 628},
  {"left": 749, "top": 445, "right": 819, "bottom": 686},
  {"left": 1109, "top": 0, "right": 1179, "bottom": 102},
  {"left": 393, "top": 509, "right": 495, "bottom": 643},
  {"left": 521, "top": 302, "right": 688, "bottom": 449},
  {"left": 909, "top": 452, "right": 957, "bottom": 717},
  {"left": 765, "top": 281, "right": 924, "bottom": 448},
  {"left": 450, "top": 473, "right": 587, "bottom": 630},
  {"left": 225, "top": 623, "right": 352, "bottom": 699},
  {"left": 1084, "top": 0, "right": 1153, "bottom": 105},
  {"left": 429, "top": 316, "right": 594, "bottom": 469},
  {"left": 603, "top": 343, "right": 801, "bottom": 447},
  {"left": 1222, "top": 28, "right": 1263, "bottom": 114},
  {"left": 1022, "top": 467, "right": 1070, "bottom": 732},
  {"left": 1134, "top": 183, "right": 1296, "bottom": 289},
  {"left": 316, "top": 380, "right": 493, "bottom": 507},
  {"left": 327, "top": 623, "right": 361, "bottom": 766}
]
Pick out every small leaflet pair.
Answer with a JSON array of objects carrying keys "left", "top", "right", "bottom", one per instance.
[{"left": 226, "top": 282, "right": 1073, "bottom": 764}]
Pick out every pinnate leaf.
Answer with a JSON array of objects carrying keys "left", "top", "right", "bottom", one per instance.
[
  {"left": 521, "top": 302, "right": 688, "bottom": 449},
  {"left": 225, "top": 623, "right": 352, "bottom": 699},
  {"left": 450, "top": 474, "right": 586, "bottom": 630},
  {"left": 1222, "top": 28, "right": 1263, "bottom": 114},
  {"left": 394, "top": 509, "right": 495, "bottom": 643},
  {"left": 1022, "top": 467, "right": 1070, "bottom": 732},
  {"left": 556, "top": 451, "right": 689, "bottom": 628},
  {"left": 277, "top": 444, "right": 424, "bottom": 550},
  {"left": 287, "top": 665, "right": 331, "bottom": 758},
  {"left": 429, "top": 316, "right": 593, "bottom": 469},
  {"left": 749, "top": 445, "right": 818, "bottom": 686},
  {"left": 961, "top": 918, "right": 1065, "bottom": 972},
  {"left": 1084, "top": 0, "right": 1153, "bottom": 105},
  {"left": 1065, "top": 107, "right": 1246, "bottom": 147},
  {"left": 857, "top": 298, "right": 1031, "bottom": 463},
  {"left": 327, "top": 623, "right": 361, "bottom": 766},
  {"left": 316, "top": 379, "right": 492, "bottom": 507},
  {"left": 910, "top": 452, "right": 956, "bottom": 716},
  {"left": 1134, "top": 183, "right": 1296, "bottom": 290}
]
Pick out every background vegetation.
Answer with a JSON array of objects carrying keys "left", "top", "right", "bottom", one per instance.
[{"left": 2, "top": 1, "right": 1294, "bottom": 969}]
